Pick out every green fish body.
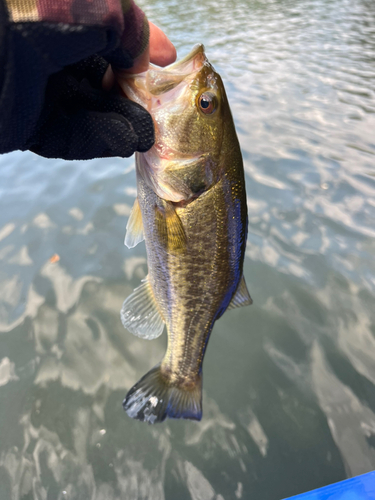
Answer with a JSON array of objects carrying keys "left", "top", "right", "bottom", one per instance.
[{"left": 120, "top": 45, "right": 251, "bottom": 423}]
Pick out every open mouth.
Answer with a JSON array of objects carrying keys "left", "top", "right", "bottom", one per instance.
[{"left": 119, "top": 45, "right": 208, "bottom": 109}]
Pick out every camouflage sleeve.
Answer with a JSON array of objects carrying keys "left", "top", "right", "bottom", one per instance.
[
  {"left": 0, "top": 0, "right": 149, "bottom": 154},
  {"left": 5, "top": 0, "right": 149, "bottom": 66}
]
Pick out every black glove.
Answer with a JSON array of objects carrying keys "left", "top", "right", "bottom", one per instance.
[
  {"left": 0, "top": 2, "right": 154, "bottom": 160},
  {"left": 27, "top": 55, "right": 154, "bottom": 160}
]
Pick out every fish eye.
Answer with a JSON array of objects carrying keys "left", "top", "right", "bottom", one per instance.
[{"left": 198, "top": 92, "right": 217, "bottom": 115}]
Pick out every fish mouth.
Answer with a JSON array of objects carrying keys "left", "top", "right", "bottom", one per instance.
[
  {"left": 120, "top": 45, "right": 215, "bottom": 186},
  {"left": 120, "top": 44, "right": 208, "bottom": 108}
]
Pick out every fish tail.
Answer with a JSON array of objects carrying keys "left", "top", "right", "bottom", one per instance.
[{"left": 123, "top": 364, "right": 202, "bottom": 423}]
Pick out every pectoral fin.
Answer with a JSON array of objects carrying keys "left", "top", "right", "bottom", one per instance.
[
  {"left": 125, "top": 198, "right": 144, "bottom": 249},
  {"left": 227, "top": 276, "right": 253, "bottom": 310},
  {"left": 121, "top": 276, "right": 165, "bottom": 339},
  {"left": 155, "top": 201, "right": 186, "bottom": 253},
  {"left": 164, "top": 201, "right": 187, "bottom": 252}
]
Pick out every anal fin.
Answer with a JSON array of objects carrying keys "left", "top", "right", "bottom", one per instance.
[
  {"left": 121, "top": 276, "right": 165, "bottom": 339},
  {"left": 125, "top": 198, "right": 144, "bottom": 249},
  {"left": 227, "top": 276, "right": 253, "bottom": 310}
]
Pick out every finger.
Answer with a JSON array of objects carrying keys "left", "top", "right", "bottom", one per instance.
[
  {"left": 118, "top": 22, "right": 176, "bottom": 76},
  {"left": 68, "top": 111, "right": 139, "bottom": 159},
  {"left": 118, "top": 101, "right": 154, "bottom": 152},
  {"left": 75, "top": 82, "right": 155, "bottom": 153},
  {"left": 149, "top": 22, "right": 177, "bottom": 67}
]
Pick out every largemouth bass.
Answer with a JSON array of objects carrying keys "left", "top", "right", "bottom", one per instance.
[{"left": 120, "top": 45, "right": 251, "bottom": 423}]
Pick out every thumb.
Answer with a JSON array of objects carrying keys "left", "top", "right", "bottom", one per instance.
[{"left": 118, "top": 21, "right": 176, "bottom": 75}]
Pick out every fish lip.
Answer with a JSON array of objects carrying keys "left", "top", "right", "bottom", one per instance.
[
  {"left": 121, "top": 44, "right": 206, "bottom": 76},
  {"left": 159, "top": 44, "right": 206, "bottom": 73},
  {"left": 145, "top": 141, "right": 205, "bottom": 163}
]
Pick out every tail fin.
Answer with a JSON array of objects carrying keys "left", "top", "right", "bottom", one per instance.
[{"left": 123, "top": 364, "right": 202, "bottom": 423}]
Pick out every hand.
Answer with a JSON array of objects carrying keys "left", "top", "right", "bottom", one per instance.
[
  {"left": 28, "top": 23, "right": 176, "bottom": 161},
  {"left": 27, "top": 62, "right": 154, "bottom": 160}
]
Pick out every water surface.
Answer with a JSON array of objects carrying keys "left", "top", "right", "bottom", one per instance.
[{"left": 1, "top": 0, "right": 375, "bottom": 498}]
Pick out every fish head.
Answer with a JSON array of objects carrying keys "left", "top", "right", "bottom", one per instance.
[{"left": 121, "top": 45, "right": 232, "bottom": 202}]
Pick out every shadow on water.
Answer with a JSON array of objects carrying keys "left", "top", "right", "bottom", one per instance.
[{"left": 1, "top": 0, "right": 375, "bottom": 498}]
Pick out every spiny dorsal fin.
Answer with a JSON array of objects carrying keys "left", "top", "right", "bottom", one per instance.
[
  {"left": 125, "top": 198, "right": 144, "bottom": 249},
  {"left": 121, "top": 276, "right": 165, "bottom": 339},
  {"left": 227, "top": 276, "right": 253, "bottom": 310},
  {"left": 154, "top": 201, "right": 186, "bottom": 254}
]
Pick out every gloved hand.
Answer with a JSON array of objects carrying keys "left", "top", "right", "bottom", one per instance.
[
  {"left": 0, "top": 0, "right": 176, "bottom": 160},
  {"left": 27, "top": 55, "right": 154, "bottom": 160}
]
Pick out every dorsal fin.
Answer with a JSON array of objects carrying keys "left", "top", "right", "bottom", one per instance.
[
  {"left": 121, "top": 276, "right": 165, "bottom": 339},
  {"left": 227, "top": 276, "right": 253, "bottom": 310},
  {"left": 124, "top": 198, "right": 144, "bottom": 249}
]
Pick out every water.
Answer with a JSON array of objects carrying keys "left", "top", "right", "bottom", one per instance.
[{"left": 1, "top": 0, "right": 375, "bottom": 498}]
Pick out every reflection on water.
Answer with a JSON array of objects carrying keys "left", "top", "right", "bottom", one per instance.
[
  {"left": 311, "top": 342, "right": 375, "bottom": 477},
  {"left": 1, "top": 0, "right": 375, "bottom": 498}
]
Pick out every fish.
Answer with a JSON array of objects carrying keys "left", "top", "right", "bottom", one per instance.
[{"left": 119, "top": 44, "right": 252, "bottom": 423}]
